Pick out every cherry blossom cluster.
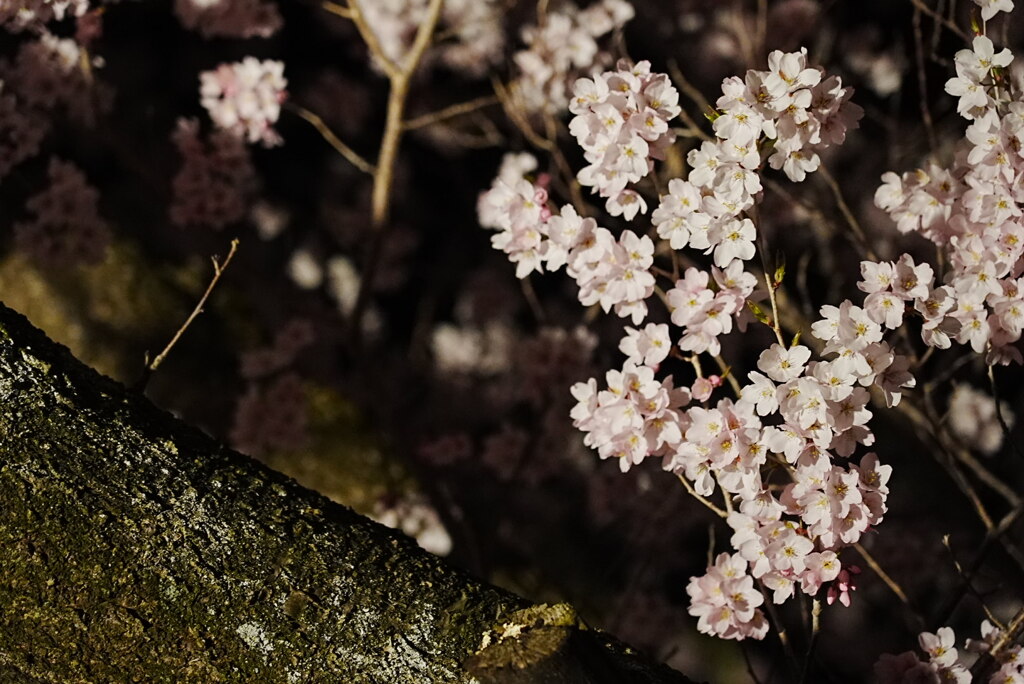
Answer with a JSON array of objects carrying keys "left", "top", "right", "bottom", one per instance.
[
  {"left": 358, "top": 0, "right": 503, "bottom": 78},
  {"left": 170, "top": 118, "right": 257, "bottom": 230},
  {"left": 685, "top": 553, "right": 768, "bottom": 641},
  {"left": 1, "top": 31, "right": 110, "bottom": 125},
  {"left": 568, "top": 60, "right": 681, "bottom": 217},
  {"left": 479, "top": 154, "right": 659, "bottom": 322},
  {"left": 15, "top": 157, "right": 110, "bottom": 267},
  {"left": 200, "top": 57, "right": 287, "bottom": 147},
  {"left": 568, "top": 264, "right": 914, "bottom": 638},
  {"left": 482, "top": 50, "right": 886, "bottom": 640},
  {"left": 666, "top": 263, "right": 757, "bottom": 356},
  {"left": 174, "top": 0, "right": 282, "bottom": 39},
  {"left": 700, "top": 47, "right": 862, "bottom": 186},
  {"left": 875, "top": 620, "right": 1024, "bottom": 683},
  {"left": 512, "top": 0, "right": 634, "bottom": 113},
  {"left": 876, "top": 35, "right": 1024, "bottom": 365},
  {"left": 0, "top": 0, "right": 89, "bottom": 33},
  {"left": 572, "top": 303, "right": 908, "bottom": 637}
]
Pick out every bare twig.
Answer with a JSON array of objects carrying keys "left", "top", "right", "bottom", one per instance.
[
  {"left": 988, "top": 364, "right": 1023, "bottom": 459},
  {"left": 322, "top": 0, "right": 353, "bottom": 19},
  {"left": 818, "top": 164, "right": 878, "bottom": 261},
  {"left": 909, "top": 0, "right": 970, "bottom": 41},
  {"left": 854, "top": 542, "right": 919, "bottom": 618},
  {"left": 912, "top": 5, "right": 940, "bottom": 153},
  {"left": 676, "top": 474, "right": 729, "bottom": 519},
  {"left": 347, "top": 0, "right": 400, "bottom": 78},
  {"left": 349, "top": 0, "right": 445, "bottom": 346},
  {"left": 287, "top": 103, "right": 375, "bottom": 175},
  {"left": 799, "top": 599, "right": 821, "bottom": 684},
  {"left": 137, "top": 239, "right": 239, "bottom": 391},
  {"left": 403, "top": 95, "right": 500, "bottom": 131}
]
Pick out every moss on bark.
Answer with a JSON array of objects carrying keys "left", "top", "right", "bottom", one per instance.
[{"left": 0, "top": 302, "right": 697, "bottom": 683}]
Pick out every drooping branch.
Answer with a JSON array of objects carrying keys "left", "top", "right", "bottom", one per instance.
[{"left": 0, "top": 302, "right": 696, "bottom": 683}]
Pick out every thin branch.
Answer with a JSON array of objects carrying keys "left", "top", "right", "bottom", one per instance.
[
  {"left": 971, "top": 605, "right": 1024, "bottom": 679},
  {"left": 676, "top": 474, "right": 729, "bottom": 519},
  {"left": 712, "top": 354, "right": 742, "bottom": 398},
  {"left": 350, "top": 0, "right": 444, "bottom": 347},
  {"left": 818, "top": 164, "right": 878, "bottom": 261},
  {"left": 909, "top": 0, "right": 970, "bottom": 41},
  {"left": 403, "top": 95, "right": 500, "bottom": 131},
  {"left": 492, "top": 77, "right": 555, "bottom": 151},
  {"left": 137, "top": 239, "right": 239, "bottom": 390},
  {"left": 798, "top": 599, "right": 821, "bottom": 684},
  {"left": 912, "top": 4, "right": 940, "bottom": 153},
  {"left": 287, "top": 103, "right": 375, "bottom": 175},
  {"left": 854, "top": 542, "right": 917, "bottom": 616},
  {"left": 322, "top": 0, "right": 353, "bottom": 19},
  {"left": 988, "top": 364, "right": 1023, "bottom": 459},
  {"left": 347, "top": 0, "right": 400, "bottom": 78}
]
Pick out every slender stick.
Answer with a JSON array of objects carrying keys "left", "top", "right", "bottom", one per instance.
[
  {"left": 912, "top": 5, "right": 940, "bottom": 153},
  {"left": 403, "top": 95, "right": 500, "bottom": 131},
  {"left": 347, "top": 0, "right": 400, "bottom": 78},
  {"left": 287, "top": 103, "right": 375, "bottom": 175},
  {"left": 818, "top": 164, "right": 878, "bottom": 261},
  {"left": 854, "top": 542, "right": 916, "bottom": 612},
  {"left": 909, "top": 0, "right": 970, "bottom": 41},
  {"left": 676, "top": 474, "right": 729, "bottom": 518},
  {"left": 349, "top": 0, "right": 445, "bottom": 345},
  {"left": 138, "top": 239, "right": 239, "bottom": 390},
  {"left": 322, "top": 0, "right": 353, "bottom": 19}
]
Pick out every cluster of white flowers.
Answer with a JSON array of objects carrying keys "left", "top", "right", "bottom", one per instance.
[
  {"left": 482, "top": 51, "right": 884, "bottom": 640},
  {"left": 572, "top": 310, "right": 907, "bottom": 637},
  {"left": 876, "top": 619, "right": 1024, "bottom": 683},
  {"left": 359, "top": 0, "right": 503, "bottom": 78},
  {"left": 568, "top": 60, "right": 681, "bottom": 217},
  {"left": 666, "top": 264, "right": 757, "bottom": 356},
  {"left": 479, "top": 154, "right": 658, "bottom": 322},
  {"left": 478, "top": 152, "right": 553, "bottom": 278},
  {"left": 174, "top": 0, "right": 282, "bottom": 39},
  {"left": 706, "top": 47, "right": 862, "bottom": 184},
  {"left": 0, "top": 0, "right": 89, "bottom": 33},
  {"left": 200, "top": 57, "right": 286, "bottom": 147},
  {"left": 876, "top": 35, "right": 1024, "bottom": 365},
  {"left": 512, "top": 0, "right": 633, "bottom": 113},
  {"left": 948, "top": 383, "right": 1013, "bottom": 455},
  {"left": 685, "top": 553, "right": 768, "bottom": 641},
  {"left": 1, "top": 31, "right": 109, "bottom": 125}
]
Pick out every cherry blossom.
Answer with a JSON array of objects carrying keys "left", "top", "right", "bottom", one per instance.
[{"left": 200, "top": 57, "right": 287, "bottom": 147}]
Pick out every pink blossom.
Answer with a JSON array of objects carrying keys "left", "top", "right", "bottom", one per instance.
[{"left": 200, "top": 57, "right": 287, "bottom": 147}]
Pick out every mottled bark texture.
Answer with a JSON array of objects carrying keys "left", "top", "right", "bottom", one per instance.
[{"left": 0, "top": 303, "right": 698, "bottom": 684}]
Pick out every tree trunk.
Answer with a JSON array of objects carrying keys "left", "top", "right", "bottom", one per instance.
[{"left": 0, "top": 302, "right": 698, "bottom": 684}]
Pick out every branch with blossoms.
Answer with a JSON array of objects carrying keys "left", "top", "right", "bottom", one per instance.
[{"left": 477, "top": 0, "right": 1024, "bottom": 678}]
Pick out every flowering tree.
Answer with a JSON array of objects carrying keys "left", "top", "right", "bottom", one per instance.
[{"left": 4, "top": 0, "right": 1024, "bottom": 681}]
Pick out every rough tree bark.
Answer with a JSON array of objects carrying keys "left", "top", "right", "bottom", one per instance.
[{"left": 0, "top": 302, "right": 699, "bottom": 683}]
